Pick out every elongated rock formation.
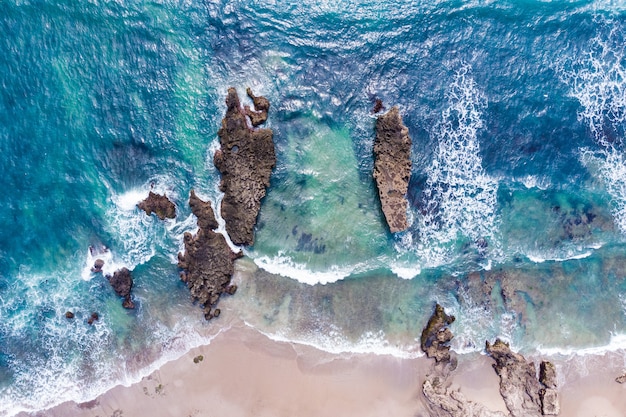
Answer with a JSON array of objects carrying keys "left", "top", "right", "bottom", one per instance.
[
  {"left": 373, "top": 106, "right": 412, "bottom": 233},
  {"left": 137, "top": 191, "right": 176, "bottom": 220},
  {"left": 214, "top": 87, "right": 276, "bottom": 246},
  {"left": 178, "top": 190, "right": 242, "bottom": 320}
]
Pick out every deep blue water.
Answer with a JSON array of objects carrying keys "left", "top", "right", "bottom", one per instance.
[{"left": 1, "top": 1, "right": 626, "bottom": 414}]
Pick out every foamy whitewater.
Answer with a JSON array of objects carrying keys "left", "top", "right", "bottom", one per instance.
[{"left": 2, "top": 1, "right": 626, "bottom": 415}]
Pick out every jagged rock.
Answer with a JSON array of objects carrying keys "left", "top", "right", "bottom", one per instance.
[
  {"left": 421, "top": 303, "right": 456, "bottom": 364},
  {"left": 214, "top": 87, "right": 276, "bottom": 246},
  {"left": 423, "top": 378, "right": 508, "bottom": 417},
  {"left": 371, "top": 98, "right": 385, "bottom": 114},
  {"left": 244, "top": 87, "right": 270, "bottom": 126},
  {"left": 107, "top": 267, "right": 135, "bottom": 309},
  {"left": 485, "top": 339, "right": 543, "bottom": 417},
  {"left": 87, "top": 312, "right": 99, "bottom": 325},
  {"left": 178, "top": 190, "right": 242, "bottom": 320},
  {"left": 539, "top": 361, "right": 557, "bottom": 389},
  {"left": 65, "top": 311, "right": 74, "bottom": 319},
  {"left": 137, "top": 191, "right": 176, "bottom": 220},
  {"left": 91, "top": 259, "right": 104, "bottom": 273},
  {"left": 539, "top": 388, "right": 560, "bottom": 415},
  {"left": 373, "top": 106, "right": 412, "bottom": 233},
  {"left": 616, "top": 373, "right": 626, "bottom": 384}
]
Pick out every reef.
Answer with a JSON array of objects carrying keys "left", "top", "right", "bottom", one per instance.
[
  {"left": 214, "top": 87, "right": 276, "bottom": 246},
  {"left": 137, "top": 191, "right": 176, "bottom": 220},
  {"left": 373, "top": 106, "right": 412, "bottom": 233},
  {"left": 107, "top": 267, "right": 135, "bottom": 309},
  {"left": 177, "top": 190, "right": 242, "bottom": 320}
]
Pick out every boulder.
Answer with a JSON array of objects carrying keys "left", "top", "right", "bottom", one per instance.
[
  {"left": 91, "top": 259, "right": 104, "bottom": 273},
  {"left": 87, "top": 312, "right": 99, "bottom": 325},
  {"left": 178, "top": 190, "right": 242, "bottom": 320},
  {"left": 107, "top": 267, "right": 135, "bottom": 309},
  {"left": 373, "top": 106, "right": 412, "bottom": 233},
  {"left": 137, "top": 191, "right": 176, "bottom": 220},
  {"left": 65, "top": 311, "right": 75, "bottom": 319},
  {"left": 214, "top": 87, "right": 276, "bottom": 246}
]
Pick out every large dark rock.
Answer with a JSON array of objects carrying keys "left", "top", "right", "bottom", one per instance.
[
  {"left": 214, "top": 87, "right": 276, "bottom": 246},
  {"left": 137, "top": 191, "right": 176, "bottom": 220},
  {"left": 420, "top": 303, "right": 456, "bottom": 364},
  {"left": 107, "top": 267, "right": 135, "bottom": 309},
  {"left": 178, "top": 190, "right": 242, "bottom": 320},
  {"left": 373, "top": 106, "right": 412, "bottom": 233}
]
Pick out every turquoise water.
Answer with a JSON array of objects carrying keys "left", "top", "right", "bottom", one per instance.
[{"left": 2, "top": 1, "right": 626, "bottom": 414}]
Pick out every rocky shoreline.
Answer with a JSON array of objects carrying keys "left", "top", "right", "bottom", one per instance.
[{"left": 421, "top": 304, "right": 560, "bottom": 416}]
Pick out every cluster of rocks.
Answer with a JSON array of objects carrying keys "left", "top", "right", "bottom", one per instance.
[
  {"left": 373, "top": 106, "right": 412, "bottom": 233},
  {"left": 420, "top": 304, "right": 560, "bottom": 417},
  {"left": 177, "top": 190, "right": 242, "bottom": 320}
]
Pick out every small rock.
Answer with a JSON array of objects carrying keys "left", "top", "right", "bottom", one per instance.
[
  {"left": 615, "top": 373, "right": 626, "bottom": 384},
  {"left": 65, "top": 311, "right": 75, "bottom": 319},
  {"left": 87, "top": 312, "right": 99, "bottom": 325},
  {"left": 91, "top": 259, "right": 105, "bottom": 273},
  {"left": 193, "top": 355, "right": 204, "bottom": 364}
]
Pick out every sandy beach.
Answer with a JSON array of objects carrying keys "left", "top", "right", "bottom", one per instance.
[{"left": 19, "top": 320, "right": 626, "bottom": 417}]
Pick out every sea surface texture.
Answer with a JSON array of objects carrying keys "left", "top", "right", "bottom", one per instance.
[{"left": 1, "top": 0, "right": 626, "bottom": 414}]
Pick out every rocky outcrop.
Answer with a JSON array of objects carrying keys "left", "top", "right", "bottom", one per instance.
[
  {"left": 421, "top": 304, "right": 507, "bottom": 417},
  {"left": 107, "top": 267, "right": 135, "bottom": 309},
  {"left": 214, "top": 87, "right": 275, "bottom": 246},
  {"left": 486, "top": 339, "right": 559, "bottom": 416},
  {"left": 178, "top": 190, "right": 242, "bottom": 320},
  {"left": 421, "top": 303, "right": 456, "bottom": 364},
  {"left": 137, "top": 191, "right": 176, "bottom": 220},
  {"left": 373, "top": 106, "right": 412, "bottom": 233},
  {"left": 244, "top": 87, "right": 270, "bottom": 127}
]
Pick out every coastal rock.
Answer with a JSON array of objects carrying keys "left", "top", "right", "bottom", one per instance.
[
  {"left": 420, "top": 303, "right": 456, "bottom": 364},
  {"left": 422, "top": 378, "right": 508, "bottom": 417},
  {"left": 539, "top": 388, "right": 560, "bottom": 415},
  {"left": 107, "top": 267, "right": 135, "bottom": 309},
  {"left": 91, "top": 258, "right": 104, "bottom": 273},
  {"left": 65, "top": 311, "right": 74, "bottom": 319},
  {"left": 87, "top": 312, "right": 99, "bottom": 325},
  {"left": 137, "top": 191, "right": 176, "bottom": 220},
  {"left": 178, "top": 190, "right": 242, "bottom": 320},
  {"left": 214, "top": 87, "right": 276, "bottom": 246},
  {"left": 244, "top": 87, "right": 270, "bottom": 127},
  {"left": 616, "top": 373, "right": 626, "bottom": 384},
  {"left": 485, "top": 339, "right": 543, "bottom": 417},
  {"left": 373, "top": 106, "right": 412, "bottom": 233}
]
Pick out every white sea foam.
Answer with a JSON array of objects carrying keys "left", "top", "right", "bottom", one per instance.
[
  {"left": 242, "top": 320, "right": 422, "bottom": 359},
  {"left": 558, "top": 22, "right": 626, "bottom": 233},
  {"left": 537, "top": 333, "right": 626, "bottom": 357},
  {"left": 525, "top": 249, "right": 594, "bottom": 264},
  {"left": 252, "top": 253, "right": 357, "bottom": 285},
  {"left": 414, "top": 64, "right": 500, "bottom": 265}
]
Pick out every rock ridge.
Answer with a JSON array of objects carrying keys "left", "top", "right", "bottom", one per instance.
[
  {"left": 214, "top": 87, "right": 276, "bottom": 246},
  {"left": 373, "top": 106, "right": 412, "bottom": 233}
]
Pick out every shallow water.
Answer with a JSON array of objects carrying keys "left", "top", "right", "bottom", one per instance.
[{"left": 2, "top": 1, "right": 626, "bottom": 415}]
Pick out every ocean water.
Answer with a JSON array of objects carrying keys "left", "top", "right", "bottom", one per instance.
[{"left": 2, "top": 0, "right": 626, "bottom": 414}]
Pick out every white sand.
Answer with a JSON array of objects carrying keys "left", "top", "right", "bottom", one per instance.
[{"left": 25, "top": 323, "right": 626, "bottom": 417}]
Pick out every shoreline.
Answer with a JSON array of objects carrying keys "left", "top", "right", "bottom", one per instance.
[{"left": 21, "top": 321, "right": 626, "bottom": 417}]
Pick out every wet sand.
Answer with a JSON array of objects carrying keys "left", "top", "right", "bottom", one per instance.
[{"left": 26, "top": 323, "right": 626, "bottom": 417}]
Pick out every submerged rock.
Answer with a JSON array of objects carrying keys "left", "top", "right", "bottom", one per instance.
[
  {"left": 107, "top": 267, "right": 135, "bottom": 309},
  {"left": 177, "top": 190, "right": 242, "bottom": 320},
  {"left": 87, "top": 312, "right": 99, "bottom": 325},
  {"left": 373, "top": 106, "right": 412, "bottom": 233},
  {"left": 214, "top": 87, "right": 276, "bottom": 246},
  {"left": 137, "top": 191, "right": 176, "bottom": 220}
]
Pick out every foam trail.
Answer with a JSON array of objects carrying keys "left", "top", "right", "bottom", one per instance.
[
  {"left": 414, "top": 64, "right": 500, "bottom": 265},
  {"left": 559, "top": 21, "right": 626, "bottom": 233}
]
